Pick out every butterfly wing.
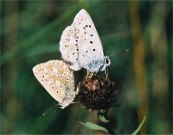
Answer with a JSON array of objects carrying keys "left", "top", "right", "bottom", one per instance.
[
  {"left": 59, "top": 26, "right": 81, "bottom": 71},
  {"left": 32, "top": 60, "right": 77, "bottom": 108},
  {"left": 72, "top": 9, "right": 105, "bottom": 72}
]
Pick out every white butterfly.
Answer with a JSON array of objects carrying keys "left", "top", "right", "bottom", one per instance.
[
  {"left": 32, "top": 60, "right": 77, "bottom": 109},
  {"left": 59, "top": 9, "right": 111, "bottom": 73}
]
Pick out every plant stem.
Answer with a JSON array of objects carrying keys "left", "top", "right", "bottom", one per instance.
[{"left": 97, "top": 111, "right": 116, "bottom": 134}]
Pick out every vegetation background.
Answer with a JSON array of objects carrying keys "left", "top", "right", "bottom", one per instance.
[{"left": 1, "top": 0, "right": 172, "bottom": 134}]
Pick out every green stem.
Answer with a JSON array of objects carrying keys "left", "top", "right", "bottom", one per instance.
[
  {"left": 97, "top": 111, "right": 116, "bottom": 134},
  {"left": 131, "top": 115, "right": 147, "bottom": 135},
  {"left": 103, "top": 123, "right": 116, "bottom": 134}
]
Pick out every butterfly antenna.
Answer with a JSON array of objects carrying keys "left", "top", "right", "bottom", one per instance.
[
  {"left": 120, "top": 49, "right": 130, "bottom": 54},
  {"left": 40, "top": 104, "right": 59, "bottom": 118},
  {"left": 109, "top": 49, "right": 130, "bottom": 58}
]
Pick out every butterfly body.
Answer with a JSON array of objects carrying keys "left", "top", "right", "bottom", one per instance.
[{"left": 84, "top": 59, "right": 104, "bottom": 72}]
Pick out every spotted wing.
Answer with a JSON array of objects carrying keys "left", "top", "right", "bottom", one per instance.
[
  {"left": 59, "top": 26, "right": 81, "bottom": 71},
  {"left": 72, "top": 9, "right": 105, "bottom": 71},
  {"left": 32, "top": 60, "right": 77, "bottom": 108}
]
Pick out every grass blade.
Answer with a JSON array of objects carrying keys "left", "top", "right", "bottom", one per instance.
[
  {"left": 78, "top": 121, "right": 108, "bottom": 133},
  {"left": 131, "top": 115, "right": 147, "bottom": 135}
]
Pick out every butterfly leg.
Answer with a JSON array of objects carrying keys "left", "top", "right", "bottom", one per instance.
[
  {"left": 85, "top": 70, "right": 93, "bottom": 80},
  {"left": 105, "top": 68, "right": 109, "bottom": 79}
]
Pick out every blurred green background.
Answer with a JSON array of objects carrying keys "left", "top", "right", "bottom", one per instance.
[{"left": 1, "top": 0, "right": 172, "bottom": 134}]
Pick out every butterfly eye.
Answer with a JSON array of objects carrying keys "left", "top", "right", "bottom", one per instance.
[{"left": 105, "top": 58, "right": 110, "bottom": 65}]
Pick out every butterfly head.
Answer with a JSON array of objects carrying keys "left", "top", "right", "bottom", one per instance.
[{"left": 101, "top": 56, "right": 111, "bottom": 71}]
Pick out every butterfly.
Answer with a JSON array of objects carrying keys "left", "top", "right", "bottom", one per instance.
[
  {"left": 59, "top": 9, "right": 111, "bottom": 73},
  {"left": 32, "top": 60, "right": 78, "bottom": 108}
]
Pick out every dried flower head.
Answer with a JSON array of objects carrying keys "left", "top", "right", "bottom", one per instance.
[{"left": 76, "top": 75, "right": 118, "bottom": 112}]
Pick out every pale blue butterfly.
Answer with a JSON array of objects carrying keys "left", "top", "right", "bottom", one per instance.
[{"left": 59, "top": 9, "right": 111, "bottom": 73}]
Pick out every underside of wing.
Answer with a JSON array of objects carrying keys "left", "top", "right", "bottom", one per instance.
[
  {"left": 72, "top": 9, "right": 105, "bottom": 68},
  {"left": 59, "top": 26, "right": 81, "bottom": 71},
  {"left": 32, "top": 60, "right": 76, "bottom": 108}
]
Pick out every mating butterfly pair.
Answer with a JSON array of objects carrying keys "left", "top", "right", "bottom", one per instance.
[{"left": 33, "top": 9, "right": 110, "bottom": 108}]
